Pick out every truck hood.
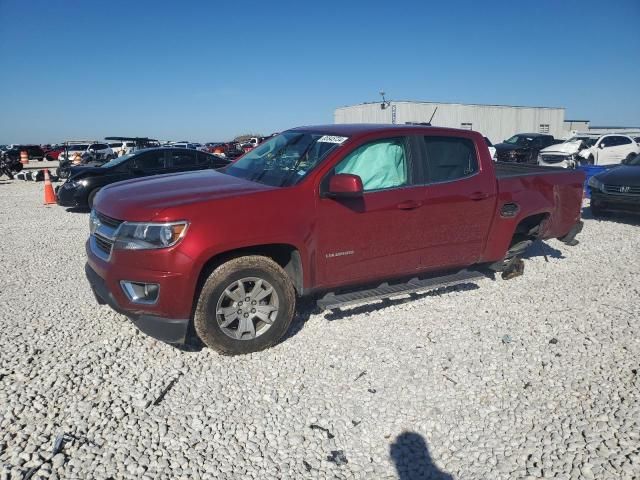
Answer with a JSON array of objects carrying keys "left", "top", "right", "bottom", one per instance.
[
  {"left": 95, "top": 170, "right": 273, "bottom": 221},
  {"left": 540, "top": 140, "right": 582, "bottom": 155},
  {"left": 595, "top": 165, "right": 640, "bottom": 187}
]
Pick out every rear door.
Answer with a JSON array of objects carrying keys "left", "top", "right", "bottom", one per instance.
[
  {"left": 130, "top": 150, "right": 168, "bottom": 177},
  {"left": 414, "top": 134, "right": 497, "bottom": 269},
  {"left": 166, "top": 149, "right": 198, "bottom": 173},
  {"left": 316, "top": 136, "right": 427, "bottom": 287}
]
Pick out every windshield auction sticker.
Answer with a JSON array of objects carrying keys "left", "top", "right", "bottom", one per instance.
[{"left": 317, "top": 135, "right": 348, "bottom": 144}]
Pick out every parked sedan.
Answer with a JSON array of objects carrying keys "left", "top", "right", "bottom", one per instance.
[
  {"left": 588, "top": 153, "right": 640, "bottom": 216},
  {"left": 56, "top": 148, "right": 229, "bottom": 209}
]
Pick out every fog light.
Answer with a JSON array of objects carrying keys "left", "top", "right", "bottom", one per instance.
[{"left": 120, "top": 281, "right": 160, "bottom": 304}]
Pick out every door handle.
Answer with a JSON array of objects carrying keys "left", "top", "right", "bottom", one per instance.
[
  {"left": 397, "top": 200, "right": 422, "bottom": 210},
  {"left": 470, "top": 192, "right": 489, "bottom": 201}
]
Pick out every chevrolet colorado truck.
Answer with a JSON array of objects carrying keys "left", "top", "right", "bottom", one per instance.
[{"left": 85, "top": 124, "right": 585, "bottom": 355}]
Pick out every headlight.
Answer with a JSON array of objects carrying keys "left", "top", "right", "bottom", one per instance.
[
  {"left": 89, "top": 209, "right": 100, "bottom": 235},
  {"left": 69, "top": 178, "right": 89, "bottom": 188},
  {"left": 113, "top": 221, "right": 188, "bottom": 250},
  {"left": 588, "top": 176, "right": 604, "bottom": 192}
]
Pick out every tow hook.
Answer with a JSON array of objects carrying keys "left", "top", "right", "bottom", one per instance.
[{"left": 501, "top": 257, "right": 525, "bottom": 280}]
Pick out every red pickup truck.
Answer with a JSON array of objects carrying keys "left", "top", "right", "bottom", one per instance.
[{"left": 85, "top": 125, "right": 584, "bottom": 355}]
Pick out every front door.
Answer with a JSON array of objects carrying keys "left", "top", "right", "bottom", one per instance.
[{"left": 316, "top": 137, "right": 426, "bottom": 289}]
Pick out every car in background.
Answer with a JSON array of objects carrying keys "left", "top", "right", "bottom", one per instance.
[
  {"left": 44, "top": 145, "right": 66, "bottom": 160},
  {"left": 59, "top": 143, "right": 115, "bottom": 162},
  {"left": 494, "top": 133, "right": 560, "bottom": 164},
  {"left": 538, "top": 135, "right": 600, "bottom": 168},
  {"left": 165, "top": 142, "right": 204, "bottom": 150},
  {"left": 5, "top": 144, "right": 46, "bottom": 161},
  {"left": 484, "top": 137, "right": 496, "bottom": 160},
  {"left": 634, "top": 136, "right": 640, "bottom": 145},
  {"left": 577, "top": 134, "right": 640, "bottom": 165},
  {"left": 588, "top": 153, "right": 640, "bottom": 216},
  {"left": 57, "top": 148, "right": 230, "bottom": 209}
]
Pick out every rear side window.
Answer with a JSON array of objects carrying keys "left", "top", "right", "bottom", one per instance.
[
  {"left": 133, "top": 151, "right": 166, "bottom": 171},
  {"left": 423, "top": 136, "right": 478, "bottom": 183},
  {"left": 170, "top": 150, "right": 197, "bottom": 167},
  {"left": 615, "top": 136, "right": 632, "bottom": 146},
  {"left": 334, "top": 138, "right": 408, "bottom": 192}
]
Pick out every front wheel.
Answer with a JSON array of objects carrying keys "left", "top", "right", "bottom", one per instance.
[{"left": 194, "top": 256, "right": 296, "bottom": 355}]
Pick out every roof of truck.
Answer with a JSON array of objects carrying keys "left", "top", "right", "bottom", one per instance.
[{"left": 289, "top": 123, "right": 475, "bottom": 136}]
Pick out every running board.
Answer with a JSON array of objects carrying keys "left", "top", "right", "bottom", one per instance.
[{"left": 317, "top": 269, "right": 485, "bottom": 310}]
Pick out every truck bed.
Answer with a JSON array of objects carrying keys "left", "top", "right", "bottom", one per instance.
[{"left": 494, "top": 162, "right": 567, "bottom": 178}]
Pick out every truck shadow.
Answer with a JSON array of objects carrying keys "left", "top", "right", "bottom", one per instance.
[
  {"left": 521, "top": 240, "right": 564, "bottom": 260},
  {"left": 390, "top": 431, "right": 453, "bottom": 480}
]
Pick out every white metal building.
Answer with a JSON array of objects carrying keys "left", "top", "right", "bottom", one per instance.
[{"left": 334, "top": 101, "right": 566, "bottom": 143}]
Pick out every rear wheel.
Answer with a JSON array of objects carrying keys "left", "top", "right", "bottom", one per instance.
[{"left": 194, "top": 256, "right": 296, "bottom": 355}]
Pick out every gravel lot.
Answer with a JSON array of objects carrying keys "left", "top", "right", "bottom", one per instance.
[{"left": 1, "top": 179, "right": 639, "bottom": 480}]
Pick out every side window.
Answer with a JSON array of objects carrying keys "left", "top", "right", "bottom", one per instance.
[
  {"left": 334, "top": 138, "right": 408, "bottom": 192},
  {"left": 602, "top": 137, "right": 618, "bottom": 148},
  {"left": 133, "top": 151, "right": 166, "bottom": 171},
  {"left": 170, "top": 150, "right": 197, "bottom": 168},
  {"left": 616, "top": 136, "right": 632, "bottom": 146},
  {"left": 196, "top": 152, "right": 212, "bottom": 166},
  {"left": 423, "top": 136, "right": 478, "bottom": 183}
]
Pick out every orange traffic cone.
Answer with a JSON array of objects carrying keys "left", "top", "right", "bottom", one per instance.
[{"left": 43, "top": 169, "right": 57, "bottom": 205}]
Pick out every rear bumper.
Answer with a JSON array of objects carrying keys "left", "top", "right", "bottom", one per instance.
[
  {"left": 85, "top": 262, "right": 190, "bottom": 344},
  {"left": 558, "top": 220, "right": 583, "bottom": 245}
]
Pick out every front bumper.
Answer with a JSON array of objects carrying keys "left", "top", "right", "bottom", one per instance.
[
  {"left": 56, "top": 183, "right": 87, "bottom": 208},
  {"left": 591, "top": 192, "right": 640, "bottom": 214},
  {"left": 85, "top": 262, "right": 190, "bottom": 344}
]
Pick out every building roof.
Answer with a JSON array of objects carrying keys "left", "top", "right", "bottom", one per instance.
[
  {"left": 589, "top": 126, "right": 640, "bottom": 129},
  {"left": 336, "top": 100, "right": 565, "bottom": 110}
]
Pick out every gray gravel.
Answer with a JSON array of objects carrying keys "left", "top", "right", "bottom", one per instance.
[{"left": 1, "top": 180, "right": 639, "bottom": 479}]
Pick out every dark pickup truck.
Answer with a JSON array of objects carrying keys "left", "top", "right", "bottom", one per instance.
[
  {"left": 85, "top": 124, "right": 585, "bottom": 355},
  {"left": 495, "top": 133, "right": 562, "bottom": 164}
]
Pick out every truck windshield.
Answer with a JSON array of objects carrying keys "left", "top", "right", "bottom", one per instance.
[{"left": 224, "top": 132, "right": 347, "bottom": 187}]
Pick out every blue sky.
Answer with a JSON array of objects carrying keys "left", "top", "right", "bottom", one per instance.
[{"left": 0, "top": 0, "right": 638, "bottom": 143}]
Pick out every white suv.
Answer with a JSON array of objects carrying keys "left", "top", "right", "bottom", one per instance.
[
  {"left": 578, "top": 135, "right": 639, "bottom": 165},
  {"left": 539, "top": 134, "right": 639, "bottom": 167}
]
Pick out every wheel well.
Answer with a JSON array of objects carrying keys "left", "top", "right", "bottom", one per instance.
[
  {"left": 195, "top": 244, "right": 303, "bottom": 299},
  {"left": 512, "top": 213, "right": 549, "bottom": 243}
]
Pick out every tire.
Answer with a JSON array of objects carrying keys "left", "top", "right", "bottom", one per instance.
[
  {"left": 194, "top": 256, "right": 296, "bottom": 355},
  {"left": 87, "top": 188, "right": 100, "bottom": 209}
]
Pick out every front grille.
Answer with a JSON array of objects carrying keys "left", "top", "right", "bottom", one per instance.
[
  {"left": 540, "top": 155, "right": 568, "bottom": 164},
  {"left": 94, "top": 234, "right": 113, "bottom": 256},
  {"left": 97, "top": 212, "right": 123, "bottom": 229},
  {"left": 497, "top": 150, "right": 524, "bottom": 162},
  {"left": 603, "top": 184, "right": 640, "bottom": 196}
]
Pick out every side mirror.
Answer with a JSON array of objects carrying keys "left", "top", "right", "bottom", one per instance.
[
  {"left": 327, "top": 173, "right": 363, "bottom": 198},
  {"left": 599, "top": 143, "right": 605, "bottom": 149}
]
